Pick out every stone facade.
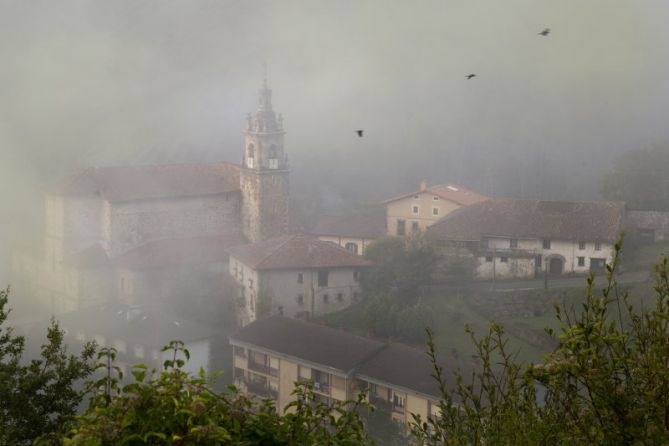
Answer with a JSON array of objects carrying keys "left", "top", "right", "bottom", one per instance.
[
  {"left": 240, "top": 79, "right": 289, "bottom": 243},
  {"left": 14, "top": 80, "right": 291, "bottom": 314}
]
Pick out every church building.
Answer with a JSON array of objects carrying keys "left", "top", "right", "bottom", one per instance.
[{"left": 12, "top": 79, "right": 291, "bottom": 314}]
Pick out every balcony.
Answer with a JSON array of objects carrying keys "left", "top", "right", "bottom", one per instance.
[
  {"left": 248, "top": 361, "right": 279, "bottom": 378},
  {"left": 313, "top": 381, "right": 330, "bottom": 395},
  {"left": 246, "top": 379, "right": 278, "bottom": 400},
  {"left": 369, "top": 395, "right": 392, "bottom": 413}
]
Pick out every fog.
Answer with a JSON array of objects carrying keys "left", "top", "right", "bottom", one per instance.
[{"left": 3, "top": 1, "right": 669, "bottom": 263}]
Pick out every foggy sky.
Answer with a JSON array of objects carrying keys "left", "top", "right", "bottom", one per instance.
[{"left": 2, "top": 0, "right": 669, "bottom": 281}]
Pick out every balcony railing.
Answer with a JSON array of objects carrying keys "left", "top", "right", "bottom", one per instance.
[
  {"left": 248, "top": 361, "right": 279, "bottom": 377},
  {"left": 246, "top": 380, "right": 278, "bottom": 399}
]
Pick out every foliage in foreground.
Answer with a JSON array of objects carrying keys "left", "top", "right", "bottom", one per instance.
[
  {"left": 61, "top": 341, "right": 372, "bottom": 445},
  {"left": 412, "top": 239, "right": 669, "bottom": 445},
  {"left": 0, "top": 288, "right": 96, "bottom": 446}
]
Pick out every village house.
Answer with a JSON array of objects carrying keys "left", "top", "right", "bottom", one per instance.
[
  {"left": 226, "top": 234, "right": 371, "bottom": 326},
  {"left": 311, "top": 214, "right": 386, "bottom": 255},
  {"left": 48, "top": 303, "right": 219, "bottom": 377},
  {"left": 229, "top": 316, "right": 449, "bottom": 426},
  {"left": 428, "top": 199, "right": 626, "bottom": 280},
  {"left": 11, "top": 78, "right": 289, "bottom": 314},
  {"left": 383, "top": 181, "right": 488, "bottom": 236}
]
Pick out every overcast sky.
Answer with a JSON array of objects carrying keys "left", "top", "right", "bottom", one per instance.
[{"left": 1, "top": 0, "right": 669, "bottom": 275}]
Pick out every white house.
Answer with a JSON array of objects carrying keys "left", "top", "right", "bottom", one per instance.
[
  {"left": 428, "top": 199, "right": 626, "bottom": 280},
  {"left": 311, "top": 214, "right": 386, "bottom": 255},
  {"left": 226, "top": 234, "right": 372, "bottom": 326}
]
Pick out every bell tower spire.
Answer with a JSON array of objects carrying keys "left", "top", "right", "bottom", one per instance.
[{"left": 240, "top": 70, "right": 289, "bottom": 242}]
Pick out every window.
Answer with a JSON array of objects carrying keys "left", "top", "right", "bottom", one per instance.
[
  {"left": 413, "top": 195, "right": 419, "bottom": 199},
  {"left": 248, "top": 278, "right": 253, "bottom": 290},
  {"left": 269, "top": 144, "right": 278, "bottom": 169},
  {"left": 392, "top": 391, "right": 405, "bottom": 409},
  {"left": 485, "top": 255, "right": 493, "bottom": 262},
  {"left": 595, "top": 242, "right": 601, "bottom": 251},
  {"left": 336, "top": 293, "right": 343, "bottom": 302},
  {"left": 433, "top": 196, "right": 439, "bottom": 201},
  {"left": 578, "top": 241, "right": 586, "bottom": 250},
  {"left": 432, "top": 207, "right": 439, "bottom": 216},
  {"left": 318, "top": 270, "right": 329, "bottom": 287},
  {"left": 297, "top": 273, "right": 303, "bottom": 284},
  {"left": 578, "top": 256, "right": 585, "bottom": 267},
  {"left": 411, "top": 221, "right": 419, "bottom": 232},
  {"left": 297, "top": 294, "right": 304, "bottom": 305},
  {"left": 396, "top": 219, "right": 406, "bottom": 236},
  {"left": 500, "top": 256, "right": 508, "bottom": 263},
  {"left": 412, "top": 205, "right": 419, "bottom": 215},
  {"left": 323, "top": 294, "right": 329, "bottom": 304},
  {"left": 345, "top": 242, "right": 359, "bottom": 254},
  {"left": 277, "top": 306, "right": 283, "bottom": 315},
  {"left": 536, "top": 255, "right": 542, "bottom": 268},
  {"left": 247, "top": 144, "right": 255, "bottom": 168},
  {"left": 510, "top": 238, "right": 518, "bottom": 248},
  {"left": 543, "top": 239, "right": 551, "bottom": 249}
]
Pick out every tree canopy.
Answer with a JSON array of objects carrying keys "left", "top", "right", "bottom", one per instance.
[
  {"left": 0, "top": 288, "right": 96, "bottom": 445},
  {"left": 601, "top": 145, "right": 669, "bottom": 210}
]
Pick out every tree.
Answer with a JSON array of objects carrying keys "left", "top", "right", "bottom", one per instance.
[
  {"left": 61, "top": 341, "right": 373, "bottom": 445},
  {"left": 601, "top": 145, "right": 669, "bottom": 210},
  {"left": 0, "top": 288, "right": 96, "bottom": 445},
  {"left": 363, "top": 233, "right": 441, "bottom": 303},
  {"left": 411, "top": 239, "right": 669, "bottom": 445}
]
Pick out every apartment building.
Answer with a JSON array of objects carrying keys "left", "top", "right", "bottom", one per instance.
[{"left": 230, "top": 316, "right": 451, "bottom": 426}]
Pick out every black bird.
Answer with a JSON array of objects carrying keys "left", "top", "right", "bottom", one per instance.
[
  {"left": 539, "top": 28, "right": 550, "bottom": 36},
  {"left": 466, "top": 74, "right": 476, "bottom": 80},
  {"left": 356, "top": 130, "right": 364, "bottom": 137}
]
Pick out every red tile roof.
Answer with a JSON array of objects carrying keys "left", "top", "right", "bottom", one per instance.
[
  {"left": 114, "top": 233, "right": 247, "bottom": 270},
  {"left": 226, "top": 234, "right": 372, "bottom": 270},
  {"left": 383, "top": 183, "right": 488, "bottom": 206},
  {"left": 311, "top": 214, "right": 386, "bottom": 239},
  {"left": 428, "top": 199, "right": 625, "bottom": 243},
  {"left": 53, "top": 162, "right": 240, "bottom": 202}
]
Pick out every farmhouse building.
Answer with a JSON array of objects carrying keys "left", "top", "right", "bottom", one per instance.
[{"left": 428, "top": 199, "right": 625, "bottom": 280}]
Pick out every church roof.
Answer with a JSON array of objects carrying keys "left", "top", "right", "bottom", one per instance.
[
  {"left": 53, "top": 161, "right": 240, "bottom": 202},
  {"left": 114, "top": 234, "right": 247, "bottom": 270},
  {"left": 227, "top": 234, "right": 372, "bottom": 271},
  {"left": 428, "top": 199, "right": 625, "bottom": 243},
  {"left": 383, "top": 182, "right": 488, "bottom": 206},
  {"left": 311, "top": 214, "right": 386, "bottom": 239}
]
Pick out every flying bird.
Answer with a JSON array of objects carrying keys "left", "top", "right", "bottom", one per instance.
[
  {"left": 539, "top": 28, "right": 550, "bottom": 36},
  {"left": 466, "top": 74, "right": 476, "bottom": 80},
  {"left": 356, "top": 130, "right": 364, "bottom": 137}
]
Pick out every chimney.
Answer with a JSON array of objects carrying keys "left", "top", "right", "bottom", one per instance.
[{"left": 420, "top": 180, "right": 428, "bottom": 191}]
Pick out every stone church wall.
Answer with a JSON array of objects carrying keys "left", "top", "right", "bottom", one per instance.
[{"left": 109, "top": 193, "right": 241, "bottom": 256}]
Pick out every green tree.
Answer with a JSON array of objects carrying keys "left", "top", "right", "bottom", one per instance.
[
  {"left": 62, "top": 341, "right": 373, "bottom": 445},
  {"left": 363, "top": 233, "right": 441, "bottom": 303},
  {"left": 601, "top": 145, "right": 669, "bottom": 210},
  {"left": 0, "top": 288, "right": 96, "bottom": 445},
  {"left": 412, "top": 239, "right": 669, "bottom": 445}
]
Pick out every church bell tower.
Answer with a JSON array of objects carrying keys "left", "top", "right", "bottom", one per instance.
[{"left": 240, "top": 73, "right": 289, "bottom": 243}]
